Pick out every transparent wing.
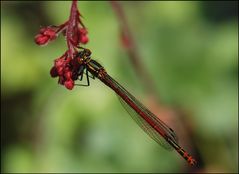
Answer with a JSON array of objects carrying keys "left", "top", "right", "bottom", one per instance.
[
  {"left": 105, "top": 75, "right": 178, "bottom": 150},
  {"left": 118, "top": 95, "right": 173, "bottom": 150}
]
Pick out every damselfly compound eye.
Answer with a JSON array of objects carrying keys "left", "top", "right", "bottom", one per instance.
[{"left": 84, "top": 49, "right": 91, "bottom": 57}]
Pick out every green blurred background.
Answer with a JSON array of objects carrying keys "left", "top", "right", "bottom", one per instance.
[{"left": 1, "top": 1, "right": 238, "bottom": 173}]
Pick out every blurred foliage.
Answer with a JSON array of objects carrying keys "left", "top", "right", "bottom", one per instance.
[{"left": 1, "top": 1, "right": 238, "bottom": 173}]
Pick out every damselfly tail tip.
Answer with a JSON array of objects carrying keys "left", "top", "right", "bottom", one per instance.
[{"left": 188, "top": 158, "right": 197, "bottom": 167}]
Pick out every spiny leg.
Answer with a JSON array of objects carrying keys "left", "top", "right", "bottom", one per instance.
[
  {"left": 85, "top": 68, "right": 90, "bottom": 86},
  {"left": 79, "top": 72, "right": 84, "bottom": 81},
  {"left": 75, "top": 68, "right": 90, "bottom": 87},
  {"left": 82, "top": 69, "right": 94, "bottom": 79},
  {"left": 78, "top": 65, "right": 85, "bottom": 81}
]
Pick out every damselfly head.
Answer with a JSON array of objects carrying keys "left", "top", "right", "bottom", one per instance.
[
  {"left": 83, "top": 48, "right": 91, "bottom": 57},
  {"left": 78, "top": 48, "right": 91, "bottom": 59}
]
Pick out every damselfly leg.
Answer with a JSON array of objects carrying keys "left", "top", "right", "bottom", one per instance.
[{"left": 75, "top": 66, "right": 95, "bottom": 87}]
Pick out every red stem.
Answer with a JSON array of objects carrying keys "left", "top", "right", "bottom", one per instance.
[
  {"left": 110, "top": 1, "right": 159, "bottom": 100},
  {"left": 67, "top": 0, "right": 78, "bottom": 58}
]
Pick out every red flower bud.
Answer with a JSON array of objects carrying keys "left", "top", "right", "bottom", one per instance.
[
  {"left": 35, "top": 27, "right": 57, "bottom": 46},
  {"left": 54, "top": 58, "right": 65, "bottom": 75},
  {"left": 55, "top": 59, "right": 64, "bottom": 68},
  {"left": 58, "top": 76, "right": 64, "bottom": 85},
  {"left": 79, "top": 28, "right": 89, "bottom": 44},
  {"left": 56, "top": 67, "right": 64, "bottom": 76},
  {"left": 79, "top": 28, "right": 87, "bottom": 35},
  {"left": 64, "top": 79, "right": 74, "bottom": 90},
  {"left": 43, "top": 27, "right": 57, "bottom": 40},
  {"left": 80, "top": 35, "right": 89, "bottom": 44},
  {"left": 34, "top": 34, "right": 50, "bottom": 45},
  {"left": 50, "top": 66, "right": 58, "bottom": 77},
  {"left": 64, "top": 70, "right": 72, "bottom": 80},
  {"left": 65, "top": 57, "right": 71, "bottom": 64}
]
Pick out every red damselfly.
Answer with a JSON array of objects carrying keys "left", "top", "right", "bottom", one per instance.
[{"left": 75, "top": 48, "right": 197, "bottom": 166}]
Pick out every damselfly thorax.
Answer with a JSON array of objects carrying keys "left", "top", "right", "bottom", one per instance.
[{"left": 77, "top": 48, "right": 106, "bottom": 79}]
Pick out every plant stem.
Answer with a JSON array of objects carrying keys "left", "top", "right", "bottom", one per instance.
[
  {"left": 67, "top": 0, "right": 78, "bottom": 58},
  {"left": 110, "top": 1, "right": 159, "bottom": 101}
]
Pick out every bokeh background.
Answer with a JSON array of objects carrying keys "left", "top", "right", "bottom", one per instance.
[{"left": 1, "top": 1, "right": 238, "bottom": 173}]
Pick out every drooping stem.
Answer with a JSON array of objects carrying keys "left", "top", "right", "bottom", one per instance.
[{"left": 110, "top": 1, "right": 159, "bottom": 100}]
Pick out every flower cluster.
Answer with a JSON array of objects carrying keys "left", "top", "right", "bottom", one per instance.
[
  {"left": 49, "top": 52, "right": 83, "bottom": 90},
  {"left": 35, "top": 0, "right": 88, "bottom": 90}
]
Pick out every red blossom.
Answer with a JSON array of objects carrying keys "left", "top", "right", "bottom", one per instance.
[
  {"left": 49, "top": 51, "right": 82, "bottom": 90},
  {"left": 34, "top": 34, "right": 50, "bottom": 45},
  {"left": 64, "top": 79, "right": 74, "bottom": 90},
  {"left": 50, "top": 66, "right": 58, "bottom": 77},
  {"left": 79, "top": 28, "right": 89, "bottom": 44},
  {"left": 35, "top": 0, "right": 88, "bottom": 90},
  {"left": 64, "top": 70, "right": 72, "bottom": 80},
  {"left": 40, "top": 27, "right": 57, "bottom": 39},
  {"left": 34, "top": 27, "right": 57, "bottom": 46}
]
